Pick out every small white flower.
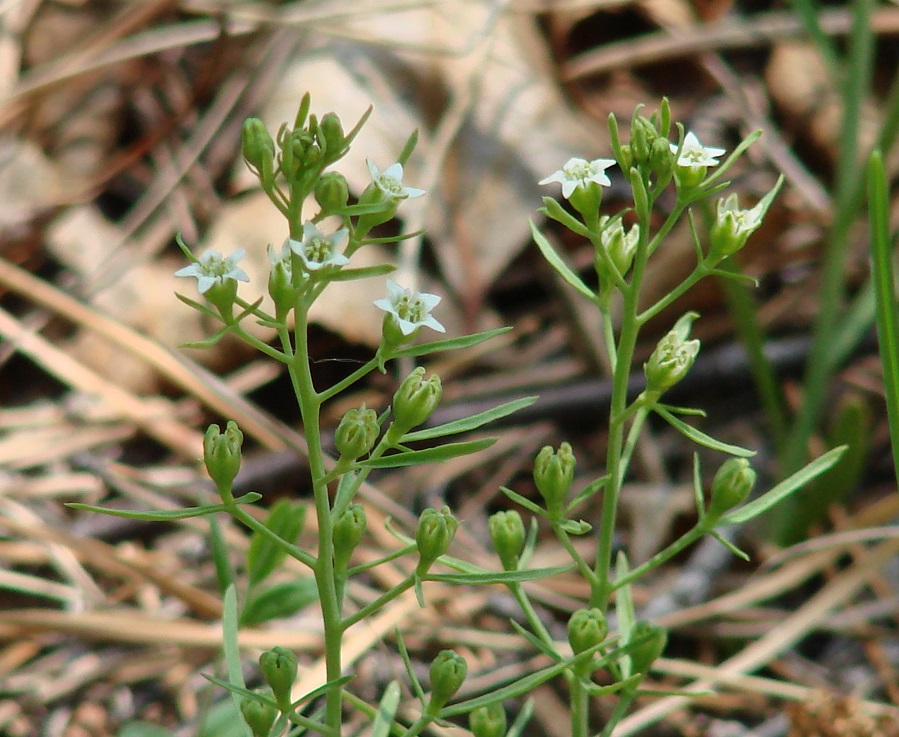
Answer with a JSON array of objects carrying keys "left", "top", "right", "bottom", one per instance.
[
  {"left": 374, "top": 280, "right": 445, "bottom": 336},
  {"left": 539, "top": 157, "right": 616, "bottom": 199},
  {"left": 175, "top": 249, "right": 250, "bottom": 294},
  {"left": 287, "top": 221, "right": 350, "bottom": 271},
  {"left": 670, "top": 132, "right": 726, "bottom": 169},
  {"left": 367, "top": 160, "right": 426, "bottom": 200}
]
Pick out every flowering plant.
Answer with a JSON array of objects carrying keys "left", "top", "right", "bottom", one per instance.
[{"left": 71, "top": 97, "right": 843, "bottom": 737}]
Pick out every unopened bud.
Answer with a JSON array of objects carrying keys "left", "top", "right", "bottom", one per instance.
[
  {"left": 333, "top": 503, "right": 367, "bottom": 571},
  {"left": 335, "top": 405, "right": 379, "bottom": 462},
  {"left": 240, "top": 692, "right": 277, "bottom": 737},
  {"left": 317, "top": 112, "right": 345, "bottom": 157},
  {"left": 241, "top": 118, "right": 274, "bottom": 174},
  {"left": 469, "top": 703, "right": 507, "bottom": 737},
  {"left": 706, "top": 458, "right": 756, "bottom": 522},
  {"left": 415, "top": 506, "right": 458, "bottom": 575},
  {"left": 427, "top": 650, "right": 467, "bottom": 713},
  {"left": 644, "top": 313, "right": 700, "bottom": 397},
  {"left": 204, "top": 421, "right": 243, "bottom": 499},
  {"left": 533, "top": 442, "right": 575, "bottom": 517},
  {"left": 628, "top": 622, "right": 667, "bottom": 676},
  {"left": 389, "top": 367, "right": 442, "bottom": 439},
  {"left": 568, "top": 608, "right": 608, "bottom": 655},
  {"left": 259, "top": 646, "right": 298, "bottom": 711},
  {"left": 314, "top": 171, "right": 350, "bottom": 213},
  {"left": 489, "top": 510, "right": 526, "bottom": 571}
]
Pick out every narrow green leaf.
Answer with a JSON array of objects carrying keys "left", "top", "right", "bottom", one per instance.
[
  {"left": 506, "top": 700, "right": 535, "bottom": 737},
  {"left": 209, "top": 516, "right": 233, "bottom": 596},
  {"left": 656, "top": 402, "right": 706, "bottom": 417},
  {"left": 66, "top": 493, "right": 261, "bottom": 520},
  {"left": 388, "top": 327, "right": 512, "bottom": 359},
  {"left": 370, "top": 682, "right": 402, "bottom": 737},
  {"left": 327, "top": 264, "right": 396, "bottom": 282},
  {"left": 396, "top": 630, "right": 427, "bottom": 705},
  {"left": 247, "top": 499, "right": 306, "bottom": 586},
  {"left": 508, "top": 619, "right": 562, "bottom": 661},
  {"left": 654, "top": 406, "right": 755, "bottom": 457},
  {"left": 565, "top": 476, "right": 608, "bottom": 514},
  {"left": 558, "top": 519, "right": 592, "bottom": 535},
  {"left": 220, "top": 584, "right": 249, "bottom": 737},
  {"left": 356, "top": 438, "right": 496, "bottom": 468},
  {"left": 710, "top": 530, "right": 749, "bottom": 560},
  {"left": 868, "top": 150, "right": 899, "bottom": 486},
  {"left": 529, "top": 220, "right": 595, "bottom": 301},
  {"left": 499, "top": 486, "right": 548, "bottom": 518},
  {"left": 401, "top": 397, "right": 537, "bottom": 442},
  {"left": 425, "top": 564, "right": 573, "bottom": 585},
  {"left": 539, "top": 197, "right": 591, "bottom": 237},
  {"left": 718, "top": 445, "right": 847, "bottom": 525}
]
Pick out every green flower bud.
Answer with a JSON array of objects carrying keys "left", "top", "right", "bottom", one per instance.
[
  {"left": 595, "top": 216, "right": 639, "bottom": 298},
  {"left": 389, "top": 367, "right": 442, "bottom": 439},
  {"left": 204, "top": 421, "right": 243, "bottom": 499},
  {"left": 415, "top": 506, "right": 458, "bottom": 575},
  {"left": 644, "top": 313, "right": 700, "bottom": 397},
  {"left": 617, "top": 143, "right": 634, "bottom": 172},
  {"left": 267, "top": 244, "right": 295, "bottom": 321},
  {"left": 241, "top": 118, "right": 275, "bottom": 174},
  {"left": 567, "top": 608, "right": 608, "bottom": 655},
  {"left": 427, "top": 649, "right": 467, "bottom": 713},
  {"left": 706, "top": 458, "right": 756, "bottom": 522},
  {"left": 630, "top": 115, "right": 654, "bottom": 165},
  {"left": 314, "top": 171, "right": 350, "bottom": 213},
  {"left": 259, "top": 646, "right": 298, "bottom": 710},
  {"left": 317, "top": 112, "right": 345, "bottom": 156},
  {"left": 649, "top": 136, "right": 673, "bottom": 176},
  {"left": 354, "top": 184, "right": 399, "bottom": 241},
  {"left": 628, "top": 621, "right": 667, "bottom": 676},
  {"left": 333, "top": 503, "right": 367, "bottom": 571},
  {"left": 240, "top": 691, "right": 278, "bottom": 737},
  {"left": 469, "top": 703, "right": 507, "bottom": 737},
  {"left": 489, "top": 510, "right": 526, "bottom": 571},
  {"left": 533, "top": 442, "right": 575, "bottom": 518},
  {"left": 335, "top": 405, "right": 380, "bottom": 462}
]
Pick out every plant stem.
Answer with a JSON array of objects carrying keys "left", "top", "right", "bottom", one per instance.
[{"left": 292, "top": 304, "right": 344, "bottom": 733}]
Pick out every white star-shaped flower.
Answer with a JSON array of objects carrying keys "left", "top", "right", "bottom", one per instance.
[
  {"left": 287, "top": 221, "right": 350, "bottom": 272},
  {"left": 367, "top": 160, "right": 426, "bottom": 200},
  {"left": 670, "top": 132, "right": 726, "bottom": 169},
  {"left": 374, "top": 280, "right": 445, "bottom": 336},
  {"left": 539, "top": 157, "right": 616, "bottom": 199},
  {"left": 175, "top": 249, "right": 250, "bottom": 294}
]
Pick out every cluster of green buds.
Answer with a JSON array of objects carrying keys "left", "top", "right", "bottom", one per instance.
[{"left": 609, "top": 102, "right": 674, "bottom": 188}]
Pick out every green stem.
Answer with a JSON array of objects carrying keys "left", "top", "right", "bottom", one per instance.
[
  {"left": 552, "top": 523, "right": 600, "bottom": 589},
  {"left": 228, "top": 505, "right": 317, "bottom": 570},
  {"left": 569, "top": 673, "right": 589, "bottom": 737},
  {"left": 637, "top": 264, "right": 706, "bottom": 324},
  {"left": 318, "top": 356, "right": 383, "bottom": 403},
  {"left": 341, "top": 575, "right": 415, "bottom": 630},
  {"left": 291, "top": 304, "right": 344, "bottom": 733},
  {"left": 610, "top": 524, "right": 704, "bottom": 592},
  {"left": 509, "top": 581, "right": 556, "bottom": 651}
]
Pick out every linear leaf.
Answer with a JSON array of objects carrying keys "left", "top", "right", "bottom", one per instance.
[{"left": 401, "top": 397, "right": 536, "bottom": 442}]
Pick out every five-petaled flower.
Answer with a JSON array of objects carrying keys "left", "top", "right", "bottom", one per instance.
[
  {"left": 367, "top": 160, "right": 426, "bottom": 200},
  {"left": 175, "top": 249, "right": 250, "bottom": 294},
  {"left": 374, "top": 280, "right": 445, "bottom": 336},
  {"left": 287, "top": 221, "right": 350, "bottom": 271},
  {"left": 670, "top": 132, "right": 726, "bottom": 169},
  {"left": 539, "top": 157, "right": 616, "bottom": 199}
]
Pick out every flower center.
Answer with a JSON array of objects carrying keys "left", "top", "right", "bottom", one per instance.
[
  {"left": 201, "top": 254, "right": 229, "bottom": 277},
  {"left": 564, "top": 161, "right": 593, "bottom": 182},
  {"left": 394, "top": 295, "right": 425, "bottom": 323},
  {"left": 305, "top": 236, "right": 332, "bottom": 263},
  {"left": 379, "top": 175, "right": 405, "bottom": 196}
]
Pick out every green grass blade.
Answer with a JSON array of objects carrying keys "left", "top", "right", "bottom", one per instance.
[{"left": 868, "top": 151, "right": 899, "bottom": 486}]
